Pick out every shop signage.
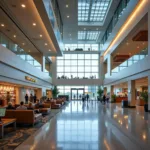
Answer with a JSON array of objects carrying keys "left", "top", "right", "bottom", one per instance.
[{"left": 25, "top": 76, "right": 36, "bottom": 83}]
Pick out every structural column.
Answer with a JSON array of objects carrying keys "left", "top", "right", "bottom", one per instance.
[
  {"left": 107, "top": 54, "right": 113, "bottom": 76},
  {"left": 106, "top": 85, "right": 114, "bottom": 101},
  {"left": 41, "top": 56, "right": 45, "bottom": 72},
  {"left": 128, "top": 80, "right": 136, "bottom": 107},
  {"left": 148, "top": 76, "right": 150, "bottom": 111}
]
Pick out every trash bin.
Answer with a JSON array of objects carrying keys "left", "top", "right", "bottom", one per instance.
[{"left": 122, "top": 100, "right": 128, "bottom": 108}]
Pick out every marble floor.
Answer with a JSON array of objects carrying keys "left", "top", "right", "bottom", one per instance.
[{"left": 16, "top": 101, "right": 150, "bottom": 150}]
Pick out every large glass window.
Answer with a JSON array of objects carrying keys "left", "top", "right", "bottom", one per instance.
[{"left": 57, "top": 53, "right": 99, "bottom": 79}]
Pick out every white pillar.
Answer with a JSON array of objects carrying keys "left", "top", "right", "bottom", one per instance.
[
  {"left": 41, "top": 56, "right": 45, "bottom": 72},
  {"left": 148, "top": 76, "right": 150, "bottom": 111},
  {"left": 128, "top": 80, "right": 136, "bottom": 107},
  {"left": 107, "top": 54, "right": 112, "bottom": 76}
]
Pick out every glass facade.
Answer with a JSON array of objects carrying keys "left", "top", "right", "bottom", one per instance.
[
  {"left": 64, "top": 44, "right": 99, "bottom": 51},
  {"left": 101, "top": 0, "right": 131, "bottom": 45},
  {"left": 58, "top": 86, "right": 98, "bottom": 98},
  {"left": 57, "top": 53, "right": 99, "bottom": 79},
  {"left": 78, "top": 0, "right": 111, "bottom": 23}
]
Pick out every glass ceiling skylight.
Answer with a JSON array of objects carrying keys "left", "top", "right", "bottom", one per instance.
[
  {"left": 78, "top": 31, "right": 100, "bottom": 41},
  {"left": 78, "top": 0, "right": 111, "bottom": 23}
]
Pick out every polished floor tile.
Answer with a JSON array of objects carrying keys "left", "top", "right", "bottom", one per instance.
[{"left": 16, "top": 101, "right": 150, "bottom": 150}]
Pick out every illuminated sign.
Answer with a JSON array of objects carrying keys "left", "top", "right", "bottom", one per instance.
[{"left": 25, "top": 76, "right": 36, "bottom": 83}]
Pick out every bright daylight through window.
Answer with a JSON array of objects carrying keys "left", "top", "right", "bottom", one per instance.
[{"left": 57, "top": 54, "right": 99, "bottom": 79}]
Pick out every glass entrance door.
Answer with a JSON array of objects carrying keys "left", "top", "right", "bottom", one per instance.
[
  {"left": 71, "top": 89, "right": 78, "bottom": 100},
  {"left": 71, "top": 88, "right": 84, "bottom": 100}
]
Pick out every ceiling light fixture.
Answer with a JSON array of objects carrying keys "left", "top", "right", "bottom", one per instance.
[
  {"left": 33, "top": 23, "right": 36, "bottom": 26},
  {"left": 67, "top": 15, "right": 70, "bottom": 18},
  {"left": 22, "top": 43, "right": 25, "bottom": 45},
  {"left": 40, "top": 34, "right": 42, "bottom": 37},
  {"left": 49, "top": 49, "right": 51, "bottom": 51},
  {"left": 69, "top": 34, "right": 71, "bottom": 36},
  {"left": 13, "top": 35, "right": 16, "bottom": 38},
  {"left": 103, "top": 0, "right": 146, "bottom": 56},
  {"left": 84, "top": 28, "right": 86, "bottom": 30},
  {"left": 137, "top": 46, "right": 139, "bottom": 49},
  {"left": 1, "top": 24, "right": 4, "bottom": 27},
  {"left": 96, "top": 28, "right": 99, "bottom": 30},
  {"left": 21, "top": 4, "right": 26, "bottom": 8},
  {"left": 66, "top": 4, "right": 69, "bottom": 8},
  {"left": 28, "top": 50, "right": 31, "bottom": 52},
  {"left": 45, "top": 43, "right": 48, "bottom": 46}
]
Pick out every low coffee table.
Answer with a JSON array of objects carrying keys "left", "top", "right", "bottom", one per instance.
[{"left": 0, "top": 118, "right": 16, "bottom": 138}]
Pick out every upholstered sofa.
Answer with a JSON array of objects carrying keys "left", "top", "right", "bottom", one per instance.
[
  {"left": 4, "top": 110, "right": 42, "bottom": 126},
  {"left": 45, "top": 101, "right": 61, "bottom": 109}
]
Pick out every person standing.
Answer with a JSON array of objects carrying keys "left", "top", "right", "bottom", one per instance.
[
  {"left": 33, "top": 94, "right": 37, "bottom": 103},
  {"left": 30, "top": 94, "right": 33, "bottom": 102},
  {"left": 25, "top": 94, "right": 28, "bottom": 104}
]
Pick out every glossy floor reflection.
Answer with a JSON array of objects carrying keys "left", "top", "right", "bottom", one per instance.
[{"left": 16, "top": 101, "right": 150, "bottom": 150}]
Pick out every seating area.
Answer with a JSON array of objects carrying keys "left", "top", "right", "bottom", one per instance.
[{"left": 0, "top": 97, "right": 67, "bottom": 140}]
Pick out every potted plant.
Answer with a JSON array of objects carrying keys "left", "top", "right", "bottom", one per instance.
[
  {"left": 52, "top": 86, "right": 60, "bottom": 99},
  {"left": 111, "top": 94, "right": 117, "bottom": 103},
  {"left": 140, "top": 91, "right": 148, "bottom": 112},
  {"left": 97, "top": 87, "right": 103, "bottom": 101}
]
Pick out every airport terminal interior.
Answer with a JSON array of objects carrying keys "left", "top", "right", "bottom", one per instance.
[{"left": 0, "top": 0, "right": 150, "bottom": 150}]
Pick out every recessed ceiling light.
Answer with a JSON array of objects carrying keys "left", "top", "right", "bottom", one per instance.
[
  {"left": 21, "top": 4, "right": 26, "bottom": 8},
  {"left": 49, "top": 49, "right": 51, "bottom": 51},
  {"left": 45, "top": 43, "right": 48, "bottom": 46},
  {"left": 13, "top": 35, "right": 16, "bottom": 38},
  {"left": 84, "top": 28, "right": 86, "bottom": 30},
  {"left": 67, "top": 15, "right": 70, "bottom": 18},
  {"left": 96, "top": 28, "right": 99, "bottom": 30},
  {"left": 28, "top": 50, "right": 30, "bottom": 52},
  {"left": 22, "top": 43, "right": 25, "bottom": 45},
  {"left": 40, "top": 34, "right": 42, "bottom": 37},
  {"left": 66, "top": 4, "right": 69, "bottom": 8},
  {"left": 1, "top": 24, "right": 4, "bottom": 27},
  {"left": 33, "top": 23, "right": 36, "bottom": 26}
]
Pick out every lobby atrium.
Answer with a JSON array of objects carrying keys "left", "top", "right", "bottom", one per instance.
[{"left": 0, "top": 0, "right": 150, "bottom": 150}]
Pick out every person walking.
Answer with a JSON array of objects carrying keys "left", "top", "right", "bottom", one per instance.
[
  {"left": 25, "top": 94, "right": 28, "bottom": 104},
  {"left": 86, "top": 94, "right": 89, "bottom": 102},
  {"left": 82, "top": 94, "right": 85, "bottom": 102},
  {"left": 103, "top": 94, "right": 106, "bottom": 104}
]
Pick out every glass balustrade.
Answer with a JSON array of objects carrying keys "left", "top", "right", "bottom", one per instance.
[
  {"left": 0, "top": 32, "right": 50, "bottom": 76},
  {"left": 111, "top": 48, "right": 148, "bottom": 75}
]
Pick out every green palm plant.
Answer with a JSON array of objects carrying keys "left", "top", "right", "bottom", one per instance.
[
  {"left": 140, "top": 91, "right": 148, "bottom": 104},
  {"left": 52, "top": 86, "right": 60, "bottom": 98}
]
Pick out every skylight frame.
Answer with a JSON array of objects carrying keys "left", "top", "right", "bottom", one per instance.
[
  {"left": 78, "top": 0, "right": 112, "bottom": 24},
  {"left": 78, "top": 31, "right": 100, "bottom": 41}
]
